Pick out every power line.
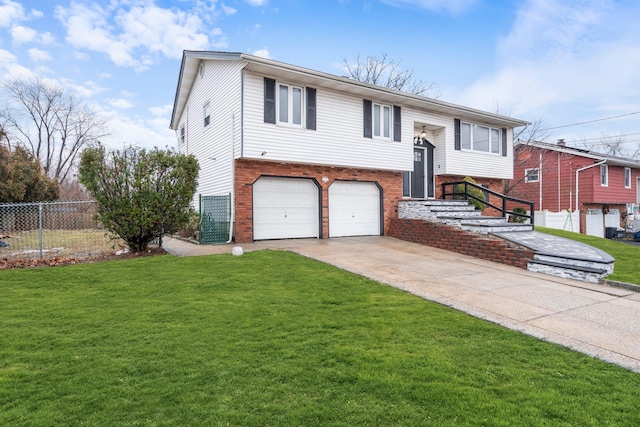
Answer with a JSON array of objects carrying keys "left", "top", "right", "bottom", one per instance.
[
  {"left": 539, "top": 111, "right": 640, "bottom": 131},
  {"left": 562, "top": 131, "right": 640, "bottom": 144}
]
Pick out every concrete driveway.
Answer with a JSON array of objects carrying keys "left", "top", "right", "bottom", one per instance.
[{"left": 163, "top": 235, "right": 640, "bottom": 373}]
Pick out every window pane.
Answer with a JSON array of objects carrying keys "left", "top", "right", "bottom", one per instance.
[
  {"left": 279, "top": 85, "right": 288, "bottom": 123},
  {"left": 292, "top": 87, "right": 302, "bottom": 125},
  {"left": 383, "top": 106, "right": 390, "bottom": 138},
  {"left": 601, "top": 165, "right": 608, "bottom": 185},
  {"left": 625, "top": 168, "right": 631, "bottom": 187},
  {"left": 373, "top": 104, "right": 381, "bottom": 136},
  {"left": 473, "top": 125, "right": 489, "bottom": 152},
  {"left": 461, "top": 123, "right": 471, "bottom": 150},
  {"left": 491, "top": 128, "right": 500, "bottom": 154},
  {"left": 203, "top": 104, "right": 210, "bottom": 127}
]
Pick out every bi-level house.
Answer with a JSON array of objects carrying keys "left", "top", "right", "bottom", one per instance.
[
  {"left": 170, "top": 51, "right": 529, "bottom": 243},
  {"left": 511, "top": 140, "right": 640, "bottom": 237}
]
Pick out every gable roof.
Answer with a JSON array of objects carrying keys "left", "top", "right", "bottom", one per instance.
[
  {"left": 517, "top": 140, "right": 640, "bottom": 168},
  {"left": 170, "top": 50, "right": 531, "bottom": 130}
]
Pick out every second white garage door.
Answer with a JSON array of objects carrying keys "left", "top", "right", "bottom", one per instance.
[
  {"left": 329, "top": 181, "right": 381, "bottom": 237},
  {"left": 253, "top": 177, "right": 319, "bottom": 240}
]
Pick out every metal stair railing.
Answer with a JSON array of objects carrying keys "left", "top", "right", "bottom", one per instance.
[{"left": 441, "top": 181, "right": 535, "bottom": 226}]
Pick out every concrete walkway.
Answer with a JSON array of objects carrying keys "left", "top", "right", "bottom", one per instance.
[{"left": 163, "top": 236, "right": 640, "bottom": 373}]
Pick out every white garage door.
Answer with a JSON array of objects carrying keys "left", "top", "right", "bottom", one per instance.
[
  {"left": 585, "top": 209, "right": 604, "bottom": 238},
  {"left": 329, "top": 181, "right": 381, "bottom": 237},
  {"left": 253, "top": 177, "right": 319, "bottom": 240}
]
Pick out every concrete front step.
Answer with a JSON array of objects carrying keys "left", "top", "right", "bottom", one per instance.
[
  {"left": 493, "top": 231, "right": 615, "bottom": 283},
  {"left": 461, "top": 223, "right": 534, "bottom": 233},
  {"left": 527, "top": 259, "right": 609, "bottom": 284},
  {"left": 533, "top": 253, "right": 614, "bottom": 274}
]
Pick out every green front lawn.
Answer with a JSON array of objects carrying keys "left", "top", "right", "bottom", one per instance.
[
  {"left": 1, "top": 251, "right": 639, "bottom": 426},
  {"left": 536, "top": 226, "right": 640, "bottom": 285}
]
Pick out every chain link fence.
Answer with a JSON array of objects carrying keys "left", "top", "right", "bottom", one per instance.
[{"left": 0, "top": 200, "right": 125, "bottom": 260}]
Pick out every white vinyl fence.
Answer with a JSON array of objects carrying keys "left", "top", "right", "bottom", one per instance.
[{"left": 534, "top": 209, "right": 580, "bottom": 233}]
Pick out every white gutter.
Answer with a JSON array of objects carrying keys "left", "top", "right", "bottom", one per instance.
[{"left": 575, "top": 159, "right": 606, "bottom": 212}]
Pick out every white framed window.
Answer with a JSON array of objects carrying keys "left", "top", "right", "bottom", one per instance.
[
  {"left": 203, "top": 103, "right": 211, "bottom": 128},
  {"left": 525, "top": 168, "right": 539, "bottom": 183},
  {"left": 372, "top": 102, "right": 391, "bottom": 139},
  {"left": 600, "top": 164, "right": 608, "bottom": 186},
  {"left": 625, "top": 167, "right": 631, "bottom": 188},
  {"left": 277, "top": 83, "right": 303, "bottom": 126},
  {"left": 179, "top": 125, "right": 185, "bottom": 145},
  {"left": 460, "top": 122, "right": 501, "bottom": 154}
]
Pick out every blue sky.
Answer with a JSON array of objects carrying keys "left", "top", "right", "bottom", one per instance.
[{"left": 2, "top": 0, "right": 640, "bottom": 153}]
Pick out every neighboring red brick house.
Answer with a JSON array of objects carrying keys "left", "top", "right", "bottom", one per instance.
[{"left": 510, "top": 140, "right": 640, "bottom": 237}]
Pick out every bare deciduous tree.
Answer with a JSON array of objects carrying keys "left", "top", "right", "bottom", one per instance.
[
  {"left": 2, "top": 77, "right": 109, "bottom": 184},
  {"left": 343, "top": 53, "right": 440, "bottom": 98},
  {"left": 582, "top": 133, "right": 639, "bottom": 159}
]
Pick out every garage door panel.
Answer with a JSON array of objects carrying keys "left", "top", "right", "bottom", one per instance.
[
  {"left": 253, "top": 177, "right": 319, "bottom": 240},
  {"left": 329, "top": 181, "right": 380, "bottom": 237}
]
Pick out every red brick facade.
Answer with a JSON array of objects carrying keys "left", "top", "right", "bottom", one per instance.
[
  {"left": 389, "top": 218, "right": 535, "bottom": 269},
  {"left": 233, "top": 159, "right": 403, "bottom": 242}
]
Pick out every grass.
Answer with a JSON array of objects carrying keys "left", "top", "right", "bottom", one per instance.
[
  {"left": 536, "top": 226, "right": 640, "bottom": 285},
  {"left": 2, "top": 251, "right": 640, "bottom": 426}
]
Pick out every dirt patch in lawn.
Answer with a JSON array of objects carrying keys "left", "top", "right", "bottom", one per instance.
[{"left": 0, "top": 245, "right": 168, "bottom": 270}]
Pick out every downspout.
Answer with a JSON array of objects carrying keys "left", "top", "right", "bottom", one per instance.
[
  {"left": 557, "top": 152, "right": 561, "bottom": 211},
  {"left": 539, "top": 153, "right": 543, "bottom": 211},
  {"left": 227, "top": 112, "right": 235, "bottom": 243},
  {"left": 575, "top": 159, "right": 606, "bottom": 214}
]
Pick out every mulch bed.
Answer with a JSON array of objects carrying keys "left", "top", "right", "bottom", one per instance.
[{"left": 0, "top": 246, "right": 168, "bottom": 270}]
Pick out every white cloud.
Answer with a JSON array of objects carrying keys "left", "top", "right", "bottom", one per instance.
[
  {"left": 221, "top": 4, "right": 237, "bottom": 15},
  {"left": 109, "top": 98, "right": 134, "bottom": 109},
  {"left": 28, "top": 48, "right": 51, "bottom": 62},
  {"left": 59, "top": 78, "right": 107, "bottom": 99},
  {"left": 458, "top": 0, "right": 640, "bottom": 123},
  {"left": 252, "top": 49, "right": 270, "bottom": 58},
  {"left": 0, "top": 0, "right": 26, "bottom": 28},
  {"left": 11, "top": 25, "right": 37, "bottom": 45},
  {"left": 0, "top": 48, "right": 35, "bottom": 79},
  {"left": 246, "top": 0, "right": 268, "bottom": 5},
  {"left": 149, "top": 104, "right": 173, "bottom": 117},
  {"left": 379, "top": 0, "right": 477, "bottom": 14},
  {"left": 55, "top": 1, "right": 215, "bottom": 71},
  {"left": 99, "top": 109, "right": 176, "bottom": 150}
]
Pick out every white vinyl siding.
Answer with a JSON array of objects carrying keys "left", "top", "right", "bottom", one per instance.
[
  {"left": 402, "top": 108, "right": 514, "bottom": 180},
  {"left": 176, "top": 59, "right": 244, "bottom": 205},
  {"left": 243, "top": 71, "right": 411, "bottom": 172}
]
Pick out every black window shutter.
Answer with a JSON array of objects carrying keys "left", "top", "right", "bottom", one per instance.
[
  {"left": 501, "top": 128, "right": 507, "bottom": 157},
  {"left": 264, "top": 77, "right": 276, "bottom": 124},
  {"left": 306, "top": 87, "right": 316, "bottom": 130},
  {"left": 363, "top": 99, "right": 372, "bottom": 138},
  {"left": 393, "top": 105, "right": 401, "bottom": 142},
  {"left": 454, "top": 118, "right": 461, "bottom": 150}
]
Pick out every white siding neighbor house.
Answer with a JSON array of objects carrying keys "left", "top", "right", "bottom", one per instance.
[{"left": 170, "top": 51, "right": 529, "bottom": 243}]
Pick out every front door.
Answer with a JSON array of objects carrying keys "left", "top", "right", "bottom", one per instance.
[
  {"left": 412, "top": 148, "right": 425, "bottom": 198},
  {"left": 403, "top": 139, "right": 435, "bottom": 198}
]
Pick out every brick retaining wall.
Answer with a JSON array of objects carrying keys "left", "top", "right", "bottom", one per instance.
[{"left": 388, "top": 218, "right": 535, "bottom": 269}]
